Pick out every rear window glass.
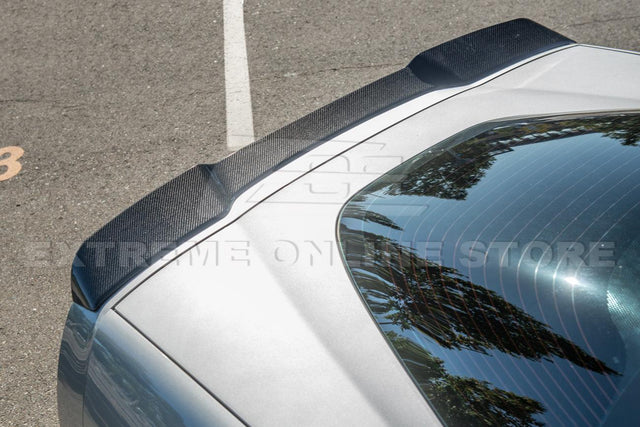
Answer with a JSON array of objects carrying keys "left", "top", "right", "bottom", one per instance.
[{"left": 338, "top": 112, "right": 640, "bottom": 426}]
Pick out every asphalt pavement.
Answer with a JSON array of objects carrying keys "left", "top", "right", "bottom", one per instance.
[{"left": 1, "top": 0, "right": 639, "bottom": 424}]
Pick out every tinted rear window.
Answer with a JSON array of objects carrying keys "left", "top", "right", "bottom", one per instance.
[{"left": 338, "top": 113, "right": 640, "bottom": 426}]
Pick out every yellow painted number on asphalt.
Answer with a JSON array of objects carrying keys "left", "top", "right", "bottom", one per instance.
[{"left": 0, "top": 146, "right": 24, "bottom": 182}]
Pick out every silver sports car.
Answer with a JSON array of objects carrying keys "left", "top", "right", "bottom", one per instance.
[{"left": 58, "top": 19, "right": 640, "bottom": 426}]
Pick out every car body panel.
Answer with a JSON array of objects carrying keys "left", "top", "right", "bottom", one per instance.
[
  {"left": 61, "top": 41, "right": 596, "bottom": 427},
  {"left": 58, "top": 304, "right": 98, "bottom": 427},
  {"left": 116, "top": 218, "right": 438, "bottom": 426},
  {"left": 83, "top": 310, "right": 244, "bottom": 426},
  {"left": 115, "top": 45, "right": 640, "bottom": 424}
]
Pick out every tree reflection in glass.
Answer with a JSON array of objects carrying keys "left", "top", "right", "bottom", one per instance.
[{"left": 339, "top": 113, "right": 640, "bottom": 426}]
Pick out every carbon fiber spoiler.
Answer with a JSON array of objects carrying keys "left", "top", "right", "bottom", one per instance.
[{"left": 71, "top": 18, "right": 574, "bottom": 311}]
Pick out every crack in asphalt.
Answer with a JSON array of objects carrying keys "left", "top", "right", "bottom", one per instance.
[{"left": 566, "top": 14, "right": 640, "bottom": 27}]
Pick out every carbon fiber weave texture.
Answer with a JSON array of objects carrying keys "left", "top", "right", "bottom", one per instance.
[{"left": 73, "top": 18, "right": 574, "bottom": 310}]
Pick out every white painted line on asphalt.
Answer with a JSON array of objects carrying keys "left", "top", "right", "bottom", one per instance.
[{"left": 223, "top": 0, "right": 255, "bottom": 150}]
